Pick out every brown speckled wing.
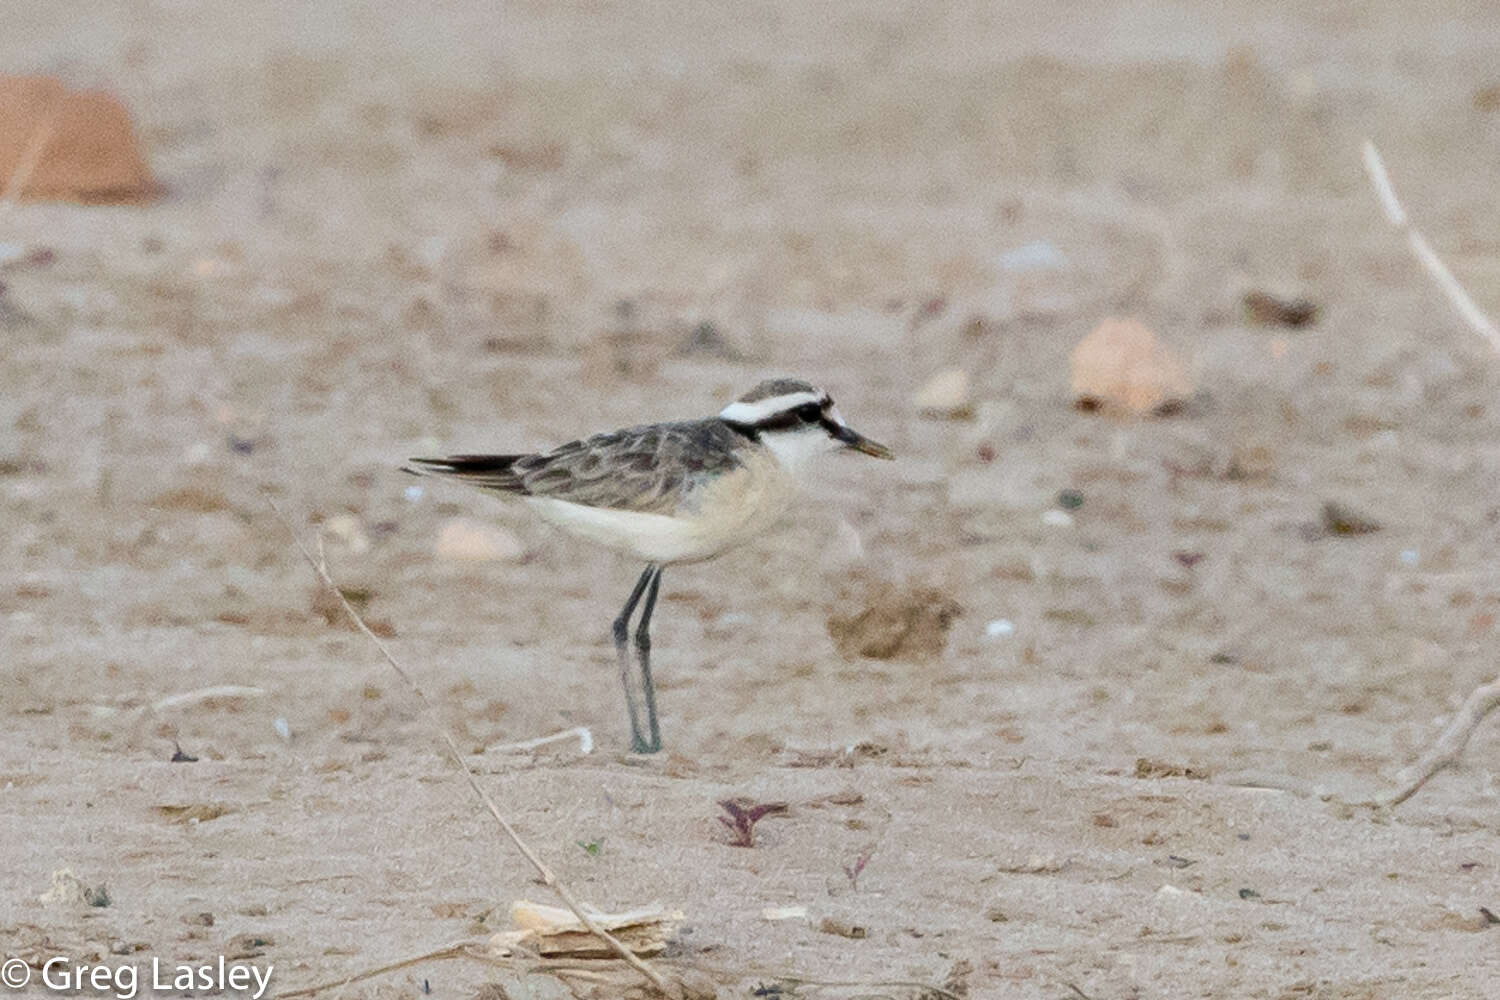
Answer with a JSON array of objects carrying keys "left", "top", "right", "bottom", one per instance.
[
  {"left": 514, "top": 419, "right": 747, "bottom": 513},
  {"left": 412, "top": 418, "right": 749, "bottom": 515}
]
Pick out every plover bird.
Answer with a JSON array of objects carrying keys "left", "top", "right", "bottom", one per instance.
[{"left": 406, "top": 378, "right": 893, "bottom": 753}]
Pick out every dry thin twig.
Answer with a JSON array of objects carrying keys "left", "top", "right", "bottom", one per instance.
[
  {"left": 1361, "top": 140, "right": 1500, "bottom": 353},
  {"left": 1386, "top": 678, "right": 1500, "bottom": 807},
  {"left": 1361, "top": 140, "right": 1500, "bottom": 805},
  {"left": 274, "top": 944, "right": 470, "bottom": 1000},
  {"left": 152, "top": 684, "right": 269, "bottom": 711},
  {"left": 486, "top": 725, "right": 594, "bottom": 755},
  {"left": 262, "top": 493, "right": 674, "bottom": 998},
  {"left": 279, "top": 940, "right": 657, "bottom": 1000}
]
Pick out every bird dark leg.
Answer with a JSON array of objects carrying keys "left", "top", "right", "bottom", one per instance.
[
  {"left": 633, "top": 566, "right": 664, "bottom": 754},
  {"left": 613, "top": 566, "right": 655, "bottom": 753}
]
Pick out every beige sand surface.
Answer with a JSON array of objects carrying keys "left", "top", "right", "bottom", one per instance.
[{"left": 3, "top": 2, "right": 1500, "bottom": 997}]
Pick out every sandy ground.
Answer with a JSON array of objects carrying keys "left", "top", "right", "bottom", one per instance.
[{"left": 3, "top": 2, "right": 1500, "bottom": 997}]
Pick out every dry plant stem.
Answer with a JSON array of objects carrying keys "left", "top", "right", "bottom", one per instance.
[
  {"left": 282, "top": 945, "right": 630, "bottom": 1000},
  {"left": 0, "top": 108, "right": 55, "bottom": 208},
  {"left": 152, "top": 684, "right": 268, "bottom": 711},
  {"left": 486, "top": 725, "right": 593, "bottom": 755},
  {"left": 262, "top": 493, "right": 675, "bottom": 998},
  {"left": 1361, "top": 140, "right": 1500, "bottom": 353},
  {"left": 1361, "top": 141, "right": 1500, "bottom": 805},
  {"left": 1385, "top": 677, "right": 1500, "bottom": 807},
  {"left": 275, "top": 944, "right": 469, "bottom": 1000}
]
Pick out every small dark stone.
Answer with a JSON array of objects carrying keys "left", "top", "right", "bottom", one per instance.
[
  {"left": 674, "top": 320, "right": 743, "bottom": 359},
  {"left": 1057, "top": 489, "right": 1084, "bottom": 510},
  {"left": 1243, "top": 290, "right": 1319, "bottom": 327},
  {"left": 1321, "top": 501, "right": 1381, "bottom": 536}
]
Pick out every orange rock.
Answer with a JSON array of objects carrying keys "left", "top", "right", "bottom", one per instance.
[
  {"left": 0, "top": 75, "right": 156, "bottom": 203},
  {"left": 1070, "top": 317, "right": 1191, "bottom": 414}
]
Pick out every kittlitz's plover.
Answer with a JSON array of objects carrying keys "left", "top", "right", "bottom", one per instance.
[{"left": 405, "top": 377, "right": 893, "bottom": 753}]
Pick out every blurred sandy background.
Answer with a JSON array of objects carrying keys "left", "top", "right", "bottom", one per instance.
[{"left": 3, "top": 2, "right": 1500, "bottom": 997}]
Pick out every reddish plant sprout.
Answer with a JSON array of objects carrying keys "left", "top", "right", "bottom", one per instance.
[
  {"left": 717, "top": 798, "right": 789, "bottom": 847},
  {"left": 843, "top": 848, "right": 874, "bottom": 890}
]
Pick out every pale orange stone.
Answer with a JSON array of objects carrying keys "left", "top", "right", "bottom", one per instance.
[
  {"left": 1069, "top": 317, "right": 1191, "bottom": 414},
  {"left": 0, "top": 75, "right": 157, "bottom": 203}
]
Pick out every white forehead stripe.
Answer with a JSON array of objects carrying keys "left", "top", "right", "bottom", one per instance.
[{"left": 719, "top": 391, "right": 825, "bottom": 425}]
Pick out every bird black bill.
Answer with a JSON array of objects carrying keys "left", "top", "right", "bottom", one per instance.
[{"left": 832, "top": 423, "right": 894, "bottom": 459}]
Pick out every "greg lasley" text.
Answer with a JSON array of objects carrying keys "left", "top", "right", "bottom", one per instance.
[{"left": 41, "top": 956, "right": 273, "bottom": 999}]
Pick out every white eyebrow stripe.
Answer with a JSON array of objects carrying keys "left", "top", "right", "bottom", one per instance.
[{"left": 718, "top": 391, "right": 825, "bottom": 425}]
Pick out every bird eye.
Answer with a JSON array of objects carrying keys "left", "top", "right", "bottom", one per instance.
[{"left": 796, "top": 403, "right": 823, "bottom": 422}]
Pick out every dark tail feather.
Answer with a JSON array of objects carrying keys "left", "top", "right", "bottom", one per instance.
[{"left": 403, "top": 454, "right": 530, "bottom": 493}]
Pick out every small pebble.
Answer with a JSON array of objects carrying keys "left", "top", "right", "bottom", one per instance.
[
  {"left": 1321, "top": 501, "right": 1381, "bottom": 536},
  {"left": 273, "top": 718, "right": 291, "bottom": 742},
  {"left": 324, "top": 514, "right": 371, "bottom": 554},
  {"left": 435, "top": 517, "right": 527, "bottom": 562},
  {"left": 1041, "top": 509, "right": 1074, "bottom": 527},
  {"left": 1400, "top": 549, "right": 1419, "bottom": 566},
  {"left": 674, "top": 320, "right": 743, "bottom": 359},
  {"left": 762, "top": 906, "right": 808, "bottom": 921},
  {"left": 404, "top": 484, "right": 425, "bottom": 502},
  {"left": 817, "top": 916, "right": 867, "bottom": 939},
  {"left": 985, "top": 619, "right": 1016, "bottom": 638},
  {"left": 1242, "top": 289, "right": 1319, "bottom": 328},
  {"left": 912, "top": 368, "right": 974, "bottom": 420},
  {"left": 999, "top": 240, "right": 1065, "bottom": 273}
]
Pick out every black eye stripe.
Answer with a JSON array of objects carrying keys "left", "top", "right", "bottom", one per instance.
[
  {"left": 723, "top": 397, "right": 836, "bottom": 436},
  {"left": 750, "top": 411, "right": 805, "bottom": 432},
  {"left": 741, "top": 405, "right": 827, "bottom": 433}
]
